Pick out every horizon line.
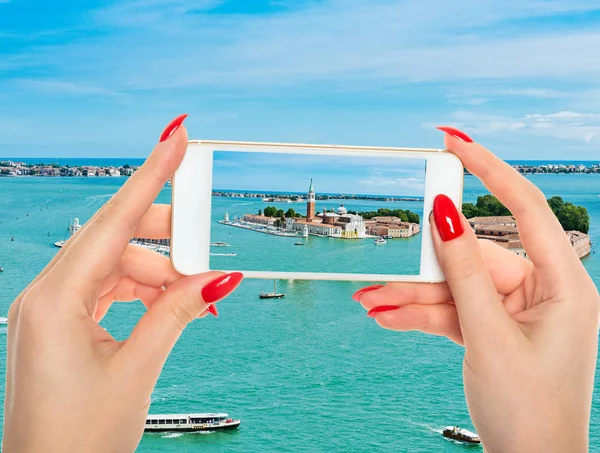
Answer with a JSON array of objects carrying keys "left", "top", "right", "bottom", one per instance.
[{"left": 2, "top": 157, "right": 600, "bottom": 163}]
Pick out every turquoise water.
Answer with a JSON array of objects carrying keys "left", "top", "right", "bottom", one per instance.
[
  {"left": 0, "top": 173, "right": 599, "bottom": 452},
  {"left": 209, "top": 197, "right": 423, "bottom": 275}
]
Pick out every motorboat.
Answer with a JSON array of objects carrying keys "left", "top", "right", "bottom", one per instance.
[
  {"left": 210, "top": 253, "right": 237, "bottom": 257},
  {"left": 294, "top": 242, "right": 304, "bottom": 246},
  {"left": 259, "top": 280, "right": 285, "bottom": 299},
  {"left": 442, "top": 426, "right": 480, "bottom": 444},
  {"left": 210, "top": 241, "right": 230, "bottom": 247},
  {"left": 374, "top": 237, "right": 387, "bottom": 245},
  {"left": 145, "top": 413, "right": 240, "bottom": 433}
]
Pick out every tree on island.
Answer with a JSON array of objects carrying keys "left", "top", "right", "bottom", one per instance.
[
  {"left": 262, "top": 206, "right": 285, "bottom": 218},
  {"left": 357, "top": 208, "right": 420, "bottom": 224},
  {"left": 284, "top": 208, "right": 296, "bottom": 218},
  {"left": 462, "top": 194, "right": 511, "bottom": 218},
  {"left": 258, "top": 209, "right": 262, "bottom": 216},
  {"left": 263, "top": 206, "right": 277, "bottom": 217},
  {"left": 547, "top": 196, "right": 590, "bottom": 234},
  {"left": 463, "top": 195, "right": 589, "bottom": 234}
]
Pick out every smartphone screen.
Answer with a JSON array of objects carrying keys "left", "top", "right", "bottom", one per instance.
[{"left": 209, "top": 150, "right": 426, "bottom": 275}]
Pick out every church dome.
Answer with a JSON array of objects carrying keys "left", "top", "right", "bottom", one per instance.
[{"left": 336, "top": 204, "right": 347, "bottom": 215}]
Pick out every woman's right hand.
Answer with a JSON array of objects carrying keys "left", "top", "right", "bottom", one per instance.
[{"left": 356, "top": 129, "right": 600, "bottom": 453}]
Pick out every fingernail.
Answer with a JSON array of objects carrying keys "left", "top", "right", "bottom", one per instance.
[
  {"left": 352, "top": 284, "right": 384, "bottom": 302},
  {"left": 437, "top": 126, "right": 473, "bottom": 143},
  {"left": 206, "top": 304, "right": 218, "bottom": 317},
  {"left": 433, "top": 194, "right": 464, "bottom": 242},
  {"left": 367, "top": 305, "right": 400, "bottom": 318},
  {"left": 202, "top": 272, "right": 243, "bottom": 304},
  {"left": 159, "top": 114, "right": 188, "bottom": 142}
]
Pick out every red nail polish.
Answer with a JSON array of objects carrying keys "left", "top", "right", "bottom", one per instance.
[
  {"left": 201, "top": 272, "right": 243, "bottom": 304},
  {"left": 352, "top": 284, "right": 384, "bottom": 302},
  {"left": 433, "top": 194, "right": 464, "bottom": 242},
  {"left": 437, "top": 126, "right": 473, "bottom": 143},
  {"left": 367, "top": 305, "right": 399, "bottom": 318},
  {"left": 159, "top": 114, "right": 188, "bottom": 142},
  {"left": 206, "top": 304, "right": 218, "bottom": 317}
]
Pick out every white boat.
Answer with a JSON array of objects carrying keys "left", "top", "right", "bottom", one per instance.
[
  {"left": 210, "top": 253, "right": 237, "bottom": 257},
  {"left": 54, "top": 218, "right": 82, "bottom": 247},
  {"left": 442, "top": 426, "right": 480, "bottom": 444},
  {"left": 145, "top": 413, "right": 240, "bottom": 433},
  {"left": 374, "top": 237, "right": 387, "bottom": 245},
  {"left": 210, "top": 241, "right": 230, "bottom": 247}
]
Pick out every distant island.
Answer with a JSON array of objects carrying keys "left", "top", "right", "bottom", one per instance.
[
  {"left": 212, "top": 190, "right": 423, "bottom": 203},
  {"left": 466, "top": 163, "right": 600, "bottom": 175},
  {"left": 218, "top": 179, "right": 422, "bottom": 240},
  {"left": 0, "top": 160, "right": 139, "bottom": 177},
  {"left": 2, "top": 160, "right": 599, "bottom": 178}
]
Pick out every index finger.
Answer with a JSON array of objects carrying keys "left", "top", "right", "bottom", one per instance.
[
  {"left": 439, "top": 128, "right": 578, "bottom": 274},
  {"left": 50, "top": 115, "right": 188, "bottom": 288}
]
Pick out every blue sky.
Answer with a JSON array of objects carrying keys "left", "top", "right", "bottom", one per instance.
[
  {"left": 213, "top": 151, "right": 425, "bottom": 195},
  {"left": 2, "top": 0, "right": 600, "bottom": 159}
]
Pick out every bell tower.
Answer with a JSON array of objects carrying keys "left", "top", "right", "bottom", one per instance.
[{"left": 306, "top": 178, "right": 316, "bottom": 219}]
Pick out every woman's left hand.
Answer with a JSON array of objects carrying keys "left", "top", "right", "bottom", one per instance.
[{"left": 3, "top": 116, "right": 243, "bottom": 453}]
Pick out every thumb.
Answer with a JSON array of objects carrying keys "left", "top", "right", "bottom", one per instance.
[
  {"left": 431, "top": 194, "right": 521, "bottom": 354},
  {"left": 118, "top": 271, "right": 243, "bottom": 390}
]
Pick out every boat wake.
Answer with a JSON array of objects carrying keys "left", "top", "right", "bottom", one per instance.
[
  {"left": 0, "top": 317, "right": 7, "bottom": 324},
  {"left": 161, "top": 432, "right": 184, "bottom": 439},
  {"left": 399, "top": 418, "right": 443, "bottom": 434},
  {"left": 86, "top": 194, "right": 112, "bottom": 201}
]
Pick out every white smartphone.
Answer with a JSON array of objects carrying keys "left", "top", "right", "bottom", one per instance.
[{"left": 171, "top": 141, "right": 463, "bottom": 282}]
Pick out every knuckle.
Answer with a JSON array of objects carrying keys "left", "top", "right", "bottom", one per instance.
[
  {"left": 443, "top": 253, "right": 482, "bottom": 282},
  {"left": 168, "top": 299, "right": 199, "bottom": 332}
]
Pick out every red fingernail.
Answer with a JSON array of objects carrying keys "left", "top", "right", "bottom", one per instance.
[
  {"left": 367, "top": 305, "right": 400, "bottom": 318},
  {"left": 206, "top": 304, "right": 218, "bottom": 317},
  {"left": 437, "top": 126, "right": 473, "bottom": 143},
  {"left": 433, "top": 194, "right": 464, "bottom": 242},
  {"left": 159, "top": 114, "right": 188, "bottom": 142},
  {"left": 352, "top": 284, "right": 384, "bottom": 302},
  {"left": 201, "top": 272, "right": 243, "bottom": 304}
]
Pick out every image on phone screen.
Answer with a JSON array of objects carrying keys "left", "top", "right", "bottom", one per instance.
[{"left": 209, "top": 150, "right": 426, "bottom": 276}]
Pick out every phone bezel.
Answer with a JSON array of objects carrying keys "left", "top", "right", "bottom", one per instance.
[{"left": 171, "top": 140, "right": 464, "bottom": 282}]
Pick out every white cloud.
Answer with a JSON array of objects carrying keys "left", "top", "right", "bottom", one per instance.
[
  {"left": 430, "top": 110, "right": 600, "bottom": 144},
  {"left": 5, "top": 0, "right": 600, "bottom": 94},
  {"left": 358, "top": 176, "right": 425, "bottom": 192}
]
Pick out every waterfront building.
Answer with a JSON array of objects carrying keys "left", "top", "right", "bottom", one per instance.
[
  {"left": 289, "top": 219, "right": 342, "bottom": 237},
  {"left": 468, "top": 215, "right": 591, "bottom": 259},
  {"left": 365, "top": 216, "right": 420, "bottom": 238},
  {"left": 372, "top": 222, "right": 420, "bottom": 238},
  {"left": 243, "top": 214, "right": 277, "bottom": 226},
  {"left": 568, "top": 231, "right": 592, "bottom": 258},
  {"left": 285, "top": 181, "right": 366, "bottom": 238}
]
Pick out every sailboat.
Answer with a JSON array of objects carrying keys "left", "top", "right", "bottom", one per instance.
[{"left": 259, "top": 280, "right": 285, "bottom": 299}]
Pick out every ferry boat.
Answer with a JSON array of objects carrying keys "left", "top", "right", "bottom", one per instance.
[
  {"left": 145, "top": 413, "right": 240, "bottom": 433},
  {"left": 442, "top": 426, "right": 480, "bottom": 444},
  {"left": 374, "top": 237, "right": 387, "bottom": 245},
  {"left": 54, "top": 217, "right": 170, "bottom": 255}
]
